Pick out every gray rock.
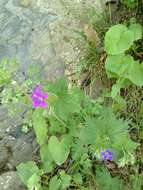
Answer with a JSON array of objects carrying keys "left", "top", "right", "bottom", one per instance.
[
  {"left": 0, "top": 107, "right": 8, "bottom": 122},
  {"left": 0, "top": 131, "right": 36, "bottom": 170},
  {"left": 8, "top": 134, "right": 34, "bottom": 168},
  {"left": 0, "top": 144, "right": 9, "bottom": 170},
  {"left": 0, "top": 105, "right": 27, "bottom": 138},
  {"left": 0, "top": 0, "right": 65, "bottom": 82},
  {"left": 0, "top": 171, "right": 26, "bottom": 190}
]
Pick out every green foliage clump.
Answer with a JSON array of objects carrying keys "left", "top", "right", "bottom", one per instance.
[
  {"left": 105, "top": 23, "right": 142, "bottom": 55},
  {"left": 104, "top": 22, "right": 142, "bottom": 106},
  {"left": 12, "top": 76, "right": 139, "bottom": 189},
  {"left": 123, "top": 0, "right": 138, "bottom": 9},
  {"left": 96, "top": 166, "right": 124, "bottom": 190}
]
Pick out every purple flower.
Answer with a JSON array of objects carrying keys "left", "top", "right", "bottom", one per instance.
[
  {"left": 101, "top": 149, "right": 113, "bottom": 161},
  {"left": 32, "top": 85, "right": 48, "bottom": 108}
]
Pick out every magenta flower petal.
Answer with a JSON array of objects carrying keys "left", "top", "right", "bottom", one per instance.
[
  {"left": 32, "top": 85, "right": 49, "bottom": 109},
  {"left": 34, "top": 85, "right": 42, "bottom": 94},
  {"left": 40, "top": 101, "right": 48, "bottom": 108},
  {"left": 42, "top": 92, "right": 48, "bottom": 99},
  {"left": 33, "top": 99, "right": 40, "bottom": 108},
  {"left": 34, "top": 85, "right": 42, "bottom": 92}
]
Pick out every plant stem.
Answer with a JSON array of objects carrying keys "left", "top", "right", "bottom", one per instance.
[{"left": 54, "top": 113, "right": 67, "bottom": 127}]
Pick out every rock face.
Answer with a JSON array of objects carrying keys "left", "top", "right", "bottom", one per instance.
[
  {"left": 0, "top": 171, "right": 26, "bottom": 190},
  {"left": 0, "top": 0, "right": 66, "bottom": 82},
  {"left": 0, "top": 0, "right": 104, "bottom": 81},
  {"left": 0, "top": 0, "right": 104, "bottom": 189}
]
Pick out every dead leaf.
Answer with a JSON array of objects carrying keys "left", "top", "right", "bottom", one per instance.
[{"left": 84, "top": 24, "right": 101, "bottom": 47}]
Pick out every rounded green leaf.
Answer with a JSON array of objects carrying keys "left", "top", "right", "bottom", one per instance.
[
  {"left": 17, "top": 161, "right": 39, "bottom": 185},
  {"left": 40, "top": 144, "right": 54, "bottom": 173},
  {"left": 127, "top": 61, "right": 143, "bottom": 87},
  {"left": 105, "top": 24, "right": 134, "bottom": 55},
  {"left": 60, "top": 171, "right": 71, "bottom": 189},
  {"left": 105, "top": 54, "right": 134, "bottom": 78},
  {"left": 49, "top": 176, "right": 61, "bottom": 190},
  {"left": 32, "top": 108, "right": 48, "bottom": 146},
  {"left": 129, "top": 23, "right": 142, "bottom": 41},
  {"left": 27, "top": 173, "right": 41, "bottom": 190},
  {"left": 48, "top": 136, "right": 70, "bottom": 165},
  {"left": 106, "top": 54, "right": 143, "bottom": 87}
]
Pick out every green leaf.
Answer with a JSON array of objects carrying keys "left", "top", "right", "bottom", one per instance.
[
  {"left": 81, "top": 156, "right": 92, "bottom": 171},
  {"left": 0, "top": 67, "right": 11, "bottom": 87},
  {"left": 27, "top": 173, "right": 41, "bottom": 190},
  {"left": 113, "top": 133, "right": 138, "bottom": 153},
  {"left": 129, "top": 23, "right": 142, "bottom": 41},
  {"left": 127, "top": 61, "right": 143, "bottom": 87},
  {"left": 45, "top": 77, "right": 84, "bottom": 121},
  {"left": 105, "top": 24, "right": 134, "bottom": 55},
  {"left": 17, "top": 161, "right": 39, "bottom": 185},
  {"left": 105, "top": 54, "right": 133, "bottom": 78},
  {"left": 71, "top": 142, "right": 87, "bottom": 161},
  {"left": 105, "top": 54, "right": 143, "bottom": 87},
  {"left": 46, "top": 92, "right": 59, "bottom": 104},
  {"left": 112, "top": 95, "right": 127, "bottom": 111},
  {"left": 78, "top": 118, "right": 97, "bottom": 145},
  {"left": 118, "top": 152, "right": 136, "bottom": 167},
  {"left": 111, "top": 83, "right": 121, "bottom": 98},
  {"left": 130, "top": 173, "right": 143, "bottom": 190},
  {"left": 60, "top": 171, "right": 71, "bottom": 189},
  {"left": 123, "top": 0, "right": 138, "bottom": 9},
  {"left": 73, "top": 173, "right": 83, "bottom": 185},
  {"left": 110, "top": 80, "right": 127, "bottom": 110},
  {"left": 52, "top": 89, "right": 82, "bottom": 121},
  {"left": 40, "top": 144, "right": 54, "bottom": 173},
  {"left": 96, "top": 166, "right": 124, "bottom": 190},
  {"left": 48, "top": 136, "right": 70, "bottom": 165},
  {"left": 32, "top": 108, "right": 48, "bottom": 146},
  {"left": 49, "top": 116, "right": 66, "bottom": 134},
  {"left": 45, "top": 77, "right": 68, "bottom": 97},
  {"left": 49, "top": 176, "right": 61, "bottom": 190}
]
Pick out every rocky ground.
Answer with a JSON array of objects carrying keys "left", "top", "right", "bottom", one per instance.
[{"left": 0, "top": 0, "right": 104, "bottom": 189}]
